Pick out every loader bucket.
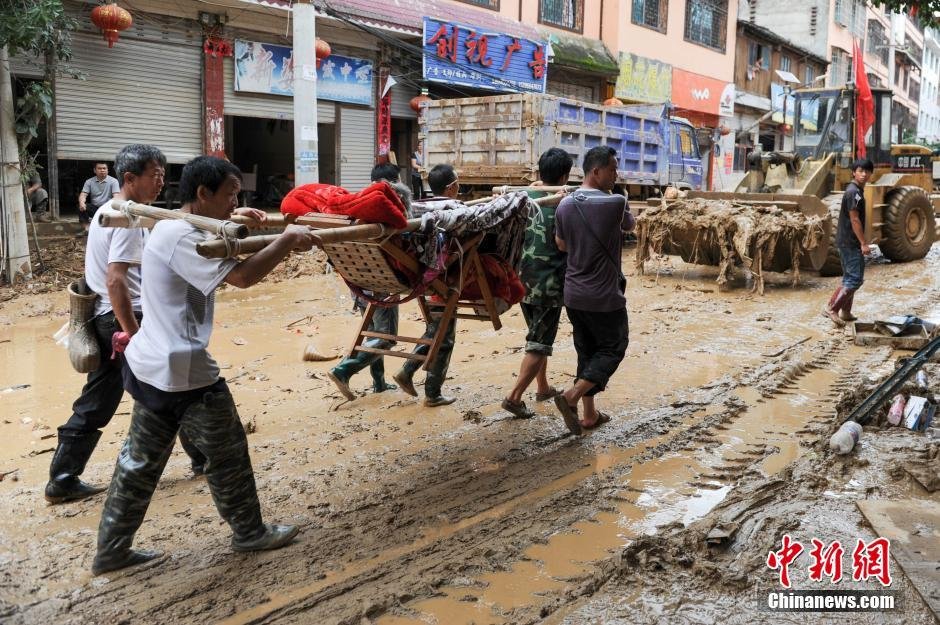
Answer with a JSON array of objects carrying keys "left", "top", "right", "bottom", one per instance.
[{"left": 650, "top": 191, "right": 831, "bottom": 273}]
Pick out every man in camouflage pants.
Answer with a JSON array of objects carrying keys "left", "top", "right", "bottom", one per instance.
[
  {"left": 501, "top": 148, "right": 573, "bottom": 418},
  {"left": 92, "top": 156, "right": 316, "bottom": 575}
]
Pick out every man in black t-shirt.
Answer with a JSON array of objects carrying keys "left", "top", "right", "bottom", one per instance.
[{"left": 824, "top": 158, "right": 873, "bottom": 327}]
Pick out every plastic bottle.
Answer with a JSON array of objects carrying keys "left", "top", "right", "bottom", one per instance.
[
  {"left": 915, "top": 370, "right": 929, "bottom": 391},
  {"left": 887, "top": 394, "right": 907, "bottom": 426},
  {"left": 829, "top": 421, "right": 863, "bottom": 455}
]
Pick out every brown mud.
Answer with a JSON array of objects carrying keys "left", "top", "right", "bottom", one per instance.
[{"left": 0, "top": 245, "right": 938, "bottom": 624}]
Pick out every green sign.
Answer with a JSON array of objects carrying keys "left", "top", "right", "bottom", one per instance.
[{"left": 615, "top": 52, "right": 671, "bottom": 104}]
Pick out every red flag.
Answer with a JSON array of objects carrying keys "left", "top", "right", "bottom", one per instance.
[{"left": 854, "top": 39, "right": 874, "bottom": 158}]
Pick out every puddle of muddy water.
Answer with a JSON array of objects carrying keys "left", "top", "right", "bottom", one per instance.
[{"left": 375, "top": 364, "right": 843, "bottom": 625}]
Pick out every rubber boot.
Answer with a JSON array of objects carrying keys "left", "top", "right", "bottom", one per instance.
[
  {"left": 45, "top": 430, "right": 107, "bottom": 504},
  {"left": 92, "top": 402, "right": 177, "bottom": 576},
  {"left": 823, "top": 287, "right": 847, "bottom": 327},
  {"left": 423, "top": 317, "right": 456, "bottom": 403},
  {"left": 177, "top": 390, "right": 272, "bottom": 548},
  {"left": 67, "top": 278, "right": 100, "bottom": 373},
  {"left": 839, "top": 289, "right": 858, "bottom": 322}
]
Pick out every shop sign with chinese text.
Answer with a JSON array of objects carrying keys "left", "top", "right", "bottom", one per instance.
[
  {"left": 234, "top": 40, "right": 373, "bottom": 107},
  {"left": 615, "top": 52, "right": 671, "bottom": 104},
  {"left": 422, "top": 17, "right": 547, "bottom": 93}
]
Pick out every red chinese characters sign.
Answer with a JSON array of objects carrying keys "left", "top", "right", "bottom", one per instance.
[
  {"left": 767, "top": 535, "right": 893, "bottom": 588},
  {"left": 422, "top": 18, "right": 547, "bottom": 93}
]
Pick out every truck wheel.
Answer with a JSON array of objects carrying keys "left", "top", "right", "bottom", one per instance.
[
  {"left": 818, "top": 195, "right": 843, "bottom": 277},
  {"left": 881, "top": 186, "right": 935, "bottom": 262}
]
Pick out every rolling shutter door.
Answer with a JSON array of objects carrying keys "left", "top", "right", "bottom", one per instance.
[
  {"left": 222, "top": 56, "right": 335, "bottom": 123},
  {"left": 55, "top": 32, "right": 202, "bottom": 164},
  {"left": 339, "top": 107, "right": 375, "bottom": 191},
  {"left": 390, "top": 82, "right": 418, "bottom": 119}
]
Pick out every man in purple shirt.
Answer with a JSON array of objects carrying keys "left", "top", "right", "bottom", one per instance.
[{"left": 552, "top": 146, "right": 634, "bottom": 435}]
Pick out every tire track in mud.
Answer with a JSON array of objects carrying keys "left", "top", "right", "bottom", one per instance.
[
  {"left": 13, "top": 256, "right": 940, "bottom": 625},
  {"left": 36, "top": 335, "right": 852, "bottom": 625}
]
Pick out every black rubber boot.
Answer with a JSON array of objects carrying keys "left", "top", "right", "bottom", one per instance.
[
  {"left": 93, "top": 402, "right": 177, "bottom": 575},
  {"left": 232, "top": 523, "right": 300, "bottom": 552},
  {"left": 45, "top": 430, "right": 107, "bottom": 504}
]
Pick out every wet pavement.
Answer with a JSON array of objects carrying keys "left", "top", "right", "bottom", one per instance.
[{"left": 1, "top": 245, "right": 939, "bottom": 624}]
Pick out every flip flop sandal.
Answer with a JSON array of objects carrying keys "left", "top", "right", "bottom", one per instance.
[
  {"left": 501, "top": 398, "right": 534, "bottom": 419},
  {"left": 580, "top": 411, "right": 611, "bottom": 430},
  {"left": 553, "top": 395, "right": 583, "bottom": 435},
  {"left": 535, "top": 387, "right": 562, "bottom": 402}
]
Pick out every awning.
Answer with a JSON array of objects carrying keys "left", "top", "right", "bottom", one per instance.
[{"left": 538, "top": 28, "right": 619, "bottom": 76}]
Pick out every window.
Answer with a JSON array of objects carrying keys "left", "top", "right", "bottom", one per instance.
[
  {"left": 805, "top": 65, "right": 815, "bottom": 84},
  {"left": 780, "top": 56, "right": 791, "bottom": 72},
  {"left": 632, "top": 0, "right": 668, "bottom": 32},
  {"left": 835, "top": 0, "right": 865, "bottom": 38},
  {"left": 867, "top": 20, "right": 889, "bottom": 65},
  {"left": 684, "top": 0, "right": 728, "bottom": 51},
  {"left": 830, "top": 48, "right": 851, "bottom": 86},
  {"left": 748, "top": 41, "right": 772, "bottom": 70},
  {"left": 539, "top": 0, "right": 584, "bottom": 32},
  {"left": 454, "top": 0, "right": 499, "bottom": 8}
]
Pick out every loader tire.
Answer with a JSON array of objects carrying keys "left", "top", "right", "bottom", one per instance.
[
  {"left": 880, "top": 186, "right": 935, "bottom": 262},
  {"left": 818, "top": 195, "right": 843, "bottom": 277}
]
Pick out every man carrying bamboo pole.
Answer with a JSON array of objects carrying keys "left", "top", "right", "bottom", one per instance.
[
  {"left": 393, "top": 164, "right": 461, "bottom": 407},
  {"left": 92, "top": 156, "right": 316, "bottom": 575},
  {"left": 46, "top": 145, "right": 208, "bottom": 504},
  {"left": 501, "top": 148, "right": 573, "bottom": 419},
  {"left": 328, "top": 163, "right": 407, "bottom": 399}
]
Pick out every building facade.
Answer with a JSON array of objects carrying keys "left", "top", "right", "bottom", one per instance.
[{"left": 918, "top": 27, "right": 940, "bottom": 143}]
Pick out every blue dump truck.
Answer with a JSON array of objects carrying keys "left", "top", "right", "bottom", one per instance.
[{"left": 419, "top": 93, "right": 703, "bottom": 197}]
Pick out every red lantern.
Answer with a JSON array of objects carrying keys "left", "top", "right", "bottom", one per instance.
[
  {"left": 410, "top": 89, "right": 431, "bottom": 113},
  {"left": 90, "top": 3, "right": 133, "bottom": 48},
  {"left": 603, "top": 97, "right": 624, "bottom": 106},
  {"left": 315, "top": 38, "right": 331, "bottom": 68}
]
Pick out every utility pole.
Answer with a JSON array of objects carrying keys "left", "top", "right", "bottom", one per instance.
[
  {"left": 293, "top": 0, "right": 319, "bottom": 185},
  {"left": 0, "top": 45, "right": 32, "bottom": 284}
]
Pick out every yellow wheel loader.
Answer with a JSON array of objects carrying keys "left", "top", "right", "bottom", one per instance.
[{"left": 650, "top": 86, "right": 939, "bottom": 277}]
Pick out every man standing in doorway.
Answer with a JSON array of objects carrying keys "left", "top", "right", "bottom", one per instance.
[
  {"left": 393, "top": 163, "right": 460, "bottom": 407},
  {"left": 552, "top": 146, "right": 633, "bottom": 435},
  {"left": 502, "top": 147, "right": 573, "bottom": 418},
  {"left": 824, "top": 158, "right": 874, "bottom": 327},
  {"left": 79, "top": 162, "right": 120, "bottom": 231},
  {"left": 92, "top": 156, "right": 315, "bottom": 575}
]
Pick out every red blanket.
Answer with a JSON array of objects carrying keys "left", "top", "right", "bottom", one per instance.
[{"left": 280, "top": 181, "right": 408, "bottom": 228}]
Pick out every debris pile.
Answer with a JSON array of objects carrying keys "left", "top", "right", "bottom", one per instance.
[{"left": 635, "top": 198, "right": 826, "bottom": 294}]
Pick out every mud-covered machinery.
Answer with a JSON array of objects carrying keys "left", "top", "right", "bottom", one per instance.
[{"left": 645, "top": 86, "right": 939, "bottom": 277}]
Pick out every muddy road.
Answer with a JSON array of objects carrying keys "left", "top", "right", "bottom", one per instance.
[{"left": 1, "top": 246, "right": 939, "bottom": 624}]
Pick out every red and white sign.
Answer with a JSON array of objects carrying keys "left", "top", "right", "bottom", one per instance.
[{"left": 672, "top": 68, "right": 734, "bottom": 117}]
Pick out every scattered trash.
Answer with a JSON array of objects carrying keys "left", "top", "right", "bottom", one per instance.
[
  {"left": 232, "top": 336, "right": 247, "bottom": 346},
  {"left": 915, "top": 370, "right": 929, "bottom": 391},
  {"left": 28, "top": 447, "right": 54, "bottom": 457},
  {"left": 902, "top": 396, "right": 934, "bottom": 431},
  {"left": 829, "top": 421, "right": 862, "bottom": 455},
  {"left": 2, "top": 384, "right": 30, "bottom": 393},
  {"left": 888, "top": 394, "right": 907, "bottom": 426},
  {"left": 0, "top": 469, "right": 18, "bottom": 483}
]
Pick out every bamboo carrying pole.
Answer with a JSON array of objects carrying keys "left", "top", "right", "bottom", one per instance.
[
  {"left": 107, "top": 200, "right": 250, "bottom": 239},
  {"left": 195, "top": 192, "right": 565, "bottom": 259}
]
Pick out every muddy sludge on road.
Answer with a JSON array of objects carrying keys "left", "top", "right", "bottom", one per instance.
[{"left": 1, "top": 246, "right": 938, "bottom": 625}]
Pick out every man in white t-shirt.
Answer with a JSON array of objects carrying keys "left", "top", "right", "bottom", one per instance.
[
  {"left": 45, "top": 145, "right": 213, "bottom": 503},
  {"left": 92, "top": 156, "right": 316, "bottom": 576}
]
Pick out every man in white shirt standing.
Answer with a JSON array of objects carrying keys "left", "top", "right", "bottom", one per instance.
[
  {"left": 45, "top": 144, "right": 208, "bottom": 503},
  {"left": 92, "top": 156, "right": 316, "bottom": 575}
]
